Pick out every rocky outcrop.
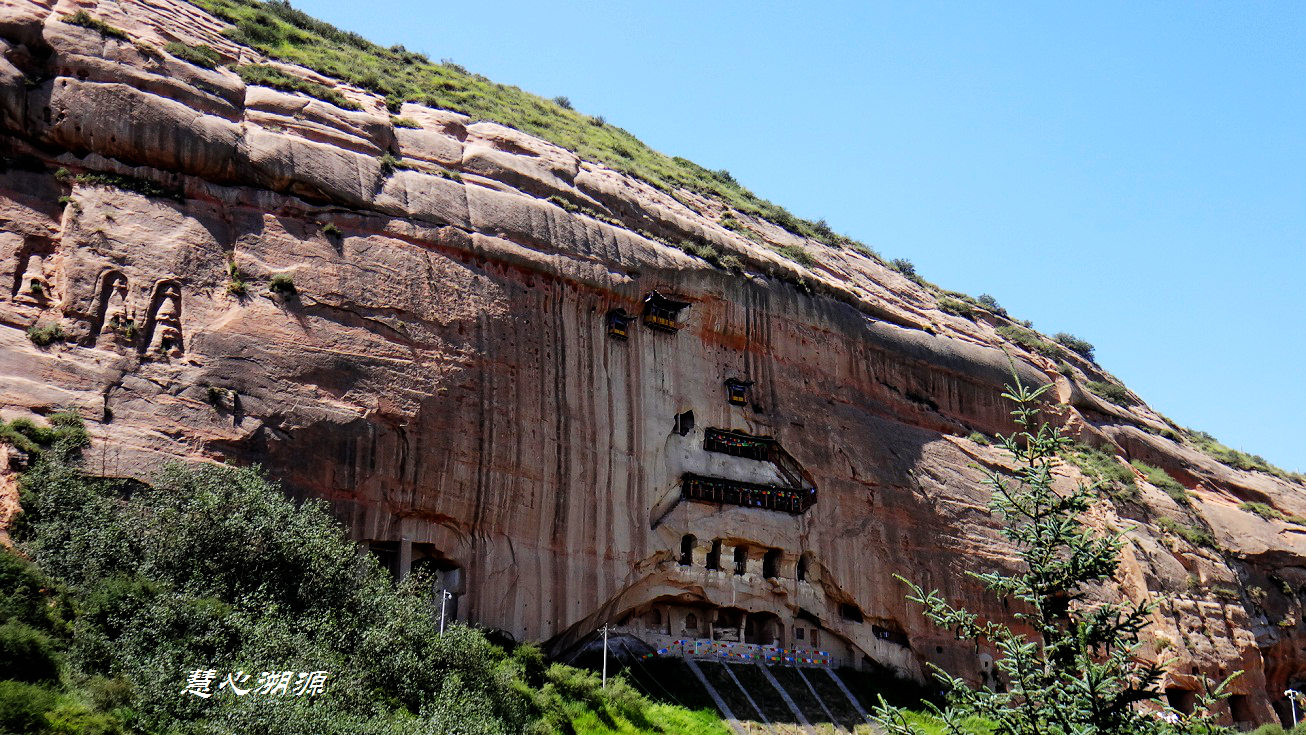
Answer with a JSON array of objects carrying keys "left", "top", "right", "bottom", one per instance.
[{"left": 1, "top": 0, "right": 1303, "bottom": 726}]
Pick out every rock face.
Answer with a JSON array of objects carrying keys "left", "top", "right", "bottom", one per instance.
[{"left": 1, "top": 0, "right": 1304, "bottom": 726}]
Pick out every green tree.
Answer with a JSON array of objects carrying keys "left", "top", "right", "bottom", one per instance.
[{"left": 874, "top": 375, "right": 1234, "bottom": 735}]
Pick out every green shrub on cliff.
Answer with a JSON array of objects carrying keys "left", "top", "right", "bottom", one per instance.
[{"left": 236, "top": 63, "right": 360, "bottom": 110}]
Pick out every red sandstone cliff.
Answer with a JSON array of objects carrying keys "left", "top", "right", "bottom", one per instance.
[{"left": 1, "top": 0, "right": 1303, "bottom": 725}]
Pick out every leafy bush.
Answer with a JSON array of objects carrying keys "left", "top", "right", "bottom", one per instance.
[
  {"left": 226, "top": 261, "right": 248, "bottom": 297},
  {"left": 377, "top": 152, "right": 408, "bottom": 176},
  {"left": 236, "top": 64, "right": 360, "bottom": 110},
  {"left": 60, "top": 11, "right": 128, "bottom": 40},
  {"left": 269, "top": 273, "right": 297, "bottom": 296},
  {"left": 1053, "top": 332, "right": 1095, "bottom": 361},
  {"left": 0, "top": 680, "right": 59, "bottom": 734},
  {"left": 976, "top": 293, "right": 1007, "bottom": 316},
  {"left": 164, "top": 41, "right": 222, "bottom": 69},
  {"left": 0, "top": 619, "right": 61, "bottom": 683},
  {"left": 27, "top": 322, "right": 64, "bottom": 347},
  {"left": 321, "top": 222, "right": 342, "bottom": 238},
  {"left": 1085, "top": 381, "right": 1133, "bottom": 407},
  {"left": 552, "top": 96, "right": 572, "bottom": 110}
]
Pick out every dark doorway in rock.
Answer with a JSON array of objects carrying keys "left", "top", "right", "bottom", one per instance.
[
  {"left": 733, "top": 545, "right": 747, "bottom": 575},
  {"left": 1229, "top": 694, "right": 1253, "bottom": 725},
  {"left": 674, "top": 410, "right": 695, "bottom": 437},
  {"left": 763, "top": 548, "right": 781, "bottom": 579},
  {"left": 745, "top": 612, "right": 782, "bottom": 645},
  {"left": 706, "top": 539, "right": 722, "bottom": 570},
  {"left": 797, "top": 553, "right": 812, "bottom": 582},
  {"left": 840, "top": 603, "right": 864, "bottom": 623},
  {"left": 1166, "top": 689, "right": 1195, "bottom": 716},
  {"left": 680, "top": 534, "right": 696, "bottom": 566}
]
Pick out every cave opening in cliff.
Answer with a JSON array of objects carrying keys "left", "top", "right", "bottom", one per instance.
[
  {"left": 763, "top": 548, "right": 781, "bottom": 579},
  {"left": 733, "top": 545, "right": 748, "bottom": 575},
  {"left": 1229, "top": 695, "right": 1253, "bottom": 725},
  {"left": 797, "top": 553, "right": 811, "bottom": 582},
  {"left": 642, "top": 291, "right": 689, "bottom": 332},
  {"left": 1166, "top": 688, "right": 1196, "bottom": 716},
  {"left": 744, "top": 612, "right": 783, "bottom": 646},
  {"left": 706, "top": 539, "right": 722, "bottom": 570},
  {"left": 679, "top": 534, "right": 696, "bottom": 566},
  {"left": 724, "top": 378, "right": 753, "bottom": 406},
  {"left": 674, "top": 410, "right": 695, "bottom": 436}
]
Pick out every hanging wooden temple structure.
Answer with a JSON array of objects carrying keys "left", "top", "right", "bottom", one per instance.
[
  {"left": 724, "top": 378, "right": 754, "bottom": 406},
  {"left": 681, "top": 473, "right": 816, "bottom": 514},
  {"left": 704, "top": 428, "right": 775, "bottom": 462},
  {"left": 607, "top": 309, "right": 633, "bottom": 340},
  {"left": 642, "top": 291, "right": 690, "bottom": 332}
]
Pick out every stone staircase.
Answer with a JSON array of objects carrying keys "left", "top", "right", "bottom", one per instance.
[{"left": 684, "top": 659, "right": 873, "bottom": 734}]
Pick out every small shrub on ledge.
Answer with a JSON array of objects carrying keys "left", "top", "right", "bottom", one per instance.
[
  {"left": 269, "top": 273, "right": 297, "bottom": 297},
  {"left": 226, "top": 261, "right": 248, "bottom": 297},
  {"left": 61, "top": 10, "right": 128, "bottom": 40},
  {"left": 27, "top": 322, "right": 64, "bottom": 347},
  {"left": 165, "top": 41, "right": 222, "bottom": 70},
  {"left": 1084, "top": 380, "right": 1133, "bottom": 407}
]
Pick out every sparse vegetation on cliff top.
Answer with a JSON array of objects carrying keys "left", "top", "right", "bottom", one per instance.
[{"left": 186, "top": 0, "right": 862, "bottom": 256}]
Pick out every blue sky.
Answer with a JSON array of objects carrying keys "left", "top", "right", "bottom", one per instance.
[{"left": 292, "top": 1, "right": 1305, "bottom": 473}]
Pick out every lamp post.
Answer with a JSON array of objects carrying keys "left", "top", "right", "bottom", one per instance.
[
  {"left": 600, "top": 624, "right": 612, "bottom": 688},
  {"left": 439, "top": 589, "right": 453, "bottom": 635},
  {"left": 1287, "top": 689, "right": 1301, "bottom": 728}
]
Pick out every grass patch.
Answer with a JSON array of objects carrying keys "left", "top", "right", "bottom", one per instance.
[
  {"left": 775, "top": 243, "right": 814, "bottom": 267},
  {"left": 1063, "top": 443, "right": 1137, "bottom": 502},
  {"left": 676, "top": 240, "right": 743, "bottom": 272},
  {"left": 164, "top": 41, "right": 223, "bottom": 69},
  {"left": 938, "top": 296, "right": 974, "bottom": 320},
  {"left": 1084, "top": 381, "right": 1132, "bottom": 407},
  {"left": 390, "top": 115, "right": 420, "bottom": 128},
  {"left": 1131, "top": 461, "right": 1190, "bottom": 505},
  {"left": 60, "top": 10, "right": 128, "bottom": 40},
  {"left": 1157, "top": 517, "right": 1217, "bottom": 549},
  {"left": 996, "top": 325, "right": 1063, "bottom": 360},
  {"left": 26, "top": 323, "right": 64, "bottom": 347},
  {"left": 967, "top": 432, "right": 990, "bottom": 446},
  {"left": 0, "top": 412, "right": 88, "bottom": 456},
  {"left": 1188, "top": 429, "right": 1301, "bottom": 481},
  {"left": 225, "top": 260, "right": 248, "bottom": 296},
  {"left": 1239, "top": 501, "right": 1306, "bottom": 525},
  {"left": 236, "top": 63, "right": 360, "bottom": 110},
  {"left": 321, "top": 222, "right": 341, "bottom": 238},
  {"left": 186, "top": 0, "right": 859, "bottom": 246}
]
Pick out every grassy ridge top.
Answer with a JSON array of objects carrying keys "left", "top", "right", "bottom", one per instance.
[{"left": 189, "top": 0, "right": 852, "bottom": 248}]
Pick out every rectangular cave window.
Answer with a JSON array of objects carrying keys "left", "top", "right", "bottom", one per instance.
[
  {"left": 642, "top": 291, "right": 690, "bottom": 332},
  {"left": 763, "top": 548, "right": 782, "bottom": 579},
  {"left": 724, "top": 378, "right": 753, "bottom": 406},
  {"left": 795, "top": 627, "right": 805, "bottom": 641},
  {"left": 704, "top": 428, "right": 774, "bottom": 462},
  {"left": 1229, "top": 695, "right": 1253, "bottom": 725},
  {"left": 607, "top": 309, "right": 633, "bottom": 340},
  {"left": 679, "top": 534, "right": 696, "bottom": 566},
  {"left": 734, "top": 546, "right": 748, "bottom": 576},
  {"left": 840, "top": 604, "right": 864, "bottom": 623},
  {"left": 871, "top": 624, "right": 909, "bottom": 647}
]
